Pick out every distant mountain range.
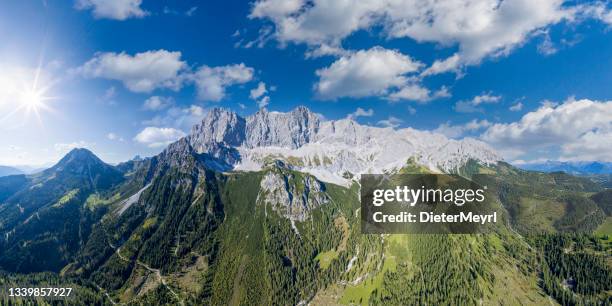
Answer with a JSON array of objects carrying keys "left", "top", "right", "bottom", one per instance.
[
  {"left": 0, "top": 165, "right": 23, "bottom": 177},
  {"left": 0, "top": 165, "right": 50, "bottom": 177},
  {"left": 517, "top": 160, "right": 612, "bottom": 175}
]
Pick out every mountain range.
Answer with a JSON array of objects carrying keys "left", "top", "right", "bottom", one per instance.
[
  {"left": 0, "top": 106, "right": 609, "bottom": 305},
  {"left": 518, "top": 160, "right": 612, "bottom": 175},
  {"left": 0, "top": 165, "right": 23, "bottom": 177},
  {"left": 189, "top": 106, "right": 500, "bottom": 185}
]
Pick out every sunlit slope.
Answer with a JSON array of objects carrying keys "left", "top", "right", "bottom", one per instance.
[{"left": 0, "top": 149, "right": 124, "bottom": 273}]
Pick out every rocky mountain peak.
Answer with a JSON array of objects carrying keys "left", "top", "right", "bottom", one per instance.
[
  {"left": 189, "top": 107, "right": 245, "bottom": 152},
  {"left": 39, "top": 148, "right": 124, "bottom": 191},
  {"left": 188, "top": 105, "right": 323, "bottom": 153},
  {"left": 245, "top": 105, "right": 321, "bottom": 149},
  {"left": 53, "top": 148, "right": 106, "bottom": 171},
  {"left": 183, "top": 105, "right": 502, "bottom": 184}
]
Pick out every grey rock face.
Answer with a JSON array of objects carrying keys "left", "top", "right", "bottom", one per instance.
[
  {"left": 156, "top": 105, "right": 503, "bottom": 221},
  {"left": 257, "top": 170, "right": 329, "bottom": 221},
  {"left": 188, "top": 106, "right": 321, "bottom": 153},
  {"left": 245, "top": 106, "right": 320, "bottom": 149},
  {"left": 184, "top": 105, "right": 502, "bottom": 182},
  {"left": 189, "top": 108, "right": 246, "bottom": 152}
]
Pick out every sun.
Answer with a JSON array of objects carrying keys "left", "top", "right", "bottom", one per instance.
[
  {"left": 0, "top": 65, "right": 56, "bottom": 125},
  {"left": 18, "top": 65, "right": 54, "bottom": 114},
  {"left": 20, "top": 89, "right": 45, "bottom": 111}
]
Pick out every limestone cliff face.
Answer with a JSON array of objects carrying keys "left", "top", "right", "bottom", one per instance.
[
  {"left": 257, "top": 169, "right": 329, "bottom": 221},
  {"left": 245, "top": 106, "right": 321, "bottom": 149},
  {"left": 184, "top": 105, "right": 502, "bottom": 184}
]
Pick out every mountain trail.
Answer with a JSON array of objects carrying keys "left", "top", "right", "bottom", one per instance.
[{"left": 107, "top": 241, "right": 183, "bottom": 305}]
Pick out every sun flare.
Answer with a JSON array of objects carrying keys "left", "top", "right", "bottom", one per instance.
[
  {"left": 20, "top": 88, "right": 45, "bottom": 110},
  {"left": 0, "top": 65, "right": 55, "bottom": 125}
]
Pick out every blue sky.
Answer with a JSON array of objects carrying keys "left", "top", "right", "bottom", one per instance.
[{"left": 1, "top": 0, "right": 612, "bottom": 166}]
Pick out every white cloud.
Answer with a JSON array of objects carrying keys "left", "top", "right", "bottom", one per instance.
[
  {"left": 455, "top": 92, "right": 501, "bottom": 113},
  {"left": 537, "top": 30, "right": 558, "bottom": 56},
  {"left": 193, "top": 63, "right": 254, "bottom": 101},
  {"left": 314, "top": 47, "right": 423, "bottom": 100},
  {"left": 143, "top": 105, "right": 206, "bottom": 131},
  {"left": 240, "top": 26, "right": 275, "bottom": 49},
  {"left": 422, "top": 54, "right": 462, "bottom": 76},
  {"left": 143, "top": 96, "right": 174, "bottom": 111},
  {"left": 250, "top": 0, "right": 383, "bottom": 49},
  {"left": 347, "top": 107, "right": 374, "bottom": 120},
  {"left": 249, "top": 81, "right": 272, "bottom": 107},
  {"left": 103, "top": 86, "right": 116, "bottom": 100},
  {"left": 471, "top": 93, "right": 502, "bottom": 105},
  {"left": 257, "top": 96, "right": 270, "bottom": 108},
  {"left": 79, "top": 50, "right": 257, "bottom": 100},
  {"left": 583, "top": 2, "right": 612, "bottom": 25},
  {"left": 249, "top": 0, "right": 303, "bottom": 21},
  {"left": 78, "top": 50, "right": 186, "bottom": 93},
  {"left": 377, "top": 116, "right": 403, "bottom": 128},
  {"left": 509, "top": 101, "right": 523, "bottom": 112},
  {"left": 388, "top": 85, "right": 451, "bottom": 103},
  {"left": 305, "top": 44, "right": 351, "bottom": 58},
  {"left": 186, "top": 6, "right": 198, "bottom": 16},
  {"left": 101, "top": 86, "right": 118, "bottom": 106},
  {"left": 134, "top": 127, "right": 186, "bottom": 148},
  {"left": 250, "top": 82, "right": 268, "bottom": 100},
  {"left": 407, "top": 106, "right": 417, "bottom": 115},
  {"left": 75, "top": 0, "right": 147, "bottom": 20},
  {"left": 387, "top": 84, "right": 432, "bottom": 102},
  {"left": 251, "top": 0, "right": 607, "bottom": 69},
  {"left": 107, "top": 132, "right": 125, "bottom": 142},
  {"left": 434, "top": 119, "right": 492, "bottom": 138},
  {"left": 387, "top": 0, "right": 575, "bottom": 66},
  {"left": 481, "top": 98, "right": 612, "bottom": 161},
  {"left": 561, "top": 129, "right": 612, "bottom": 162}
]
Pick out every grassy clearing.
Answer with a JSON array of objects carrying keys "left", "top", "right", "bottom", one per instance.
[
  {"left": 85, "top": 192, "right": 121, "bottom": 210},
  {"left": 339, "top": 235, "right": 404, "bottom": 305},
  {"left": 52, "top": 189, "right": 79, "bottom": 207},
  {"left": 339, "top": 254, "right": 397, "bottom": 305},
  {"left": 595, "top": 217, "right": 612, "bottom": 236},
  {"left": 517, "top": 197, "right": 565, "bottom": 232},
  {"left": 142, "top": 217, "right": 157, "bottom": 229},
  {"left": 487, "top": 260, "right": 550, "bottom": 305},
  {"left": 315, "top": 250, "right": 339, "bottom": 270}
]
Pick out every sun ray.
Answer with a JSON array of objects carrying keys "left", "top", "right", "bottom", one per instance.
[{"left": 0, "top": 62, "right": 57, "bottom": 126}]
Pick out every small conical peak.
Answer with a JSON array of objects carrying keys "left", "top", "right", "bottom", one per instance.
[
  {"left": 59, "top": 148, "right": 102, "bottom": 164},
  {"left": 48, "top": 147, "right": 114, "bottom": 175}
]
